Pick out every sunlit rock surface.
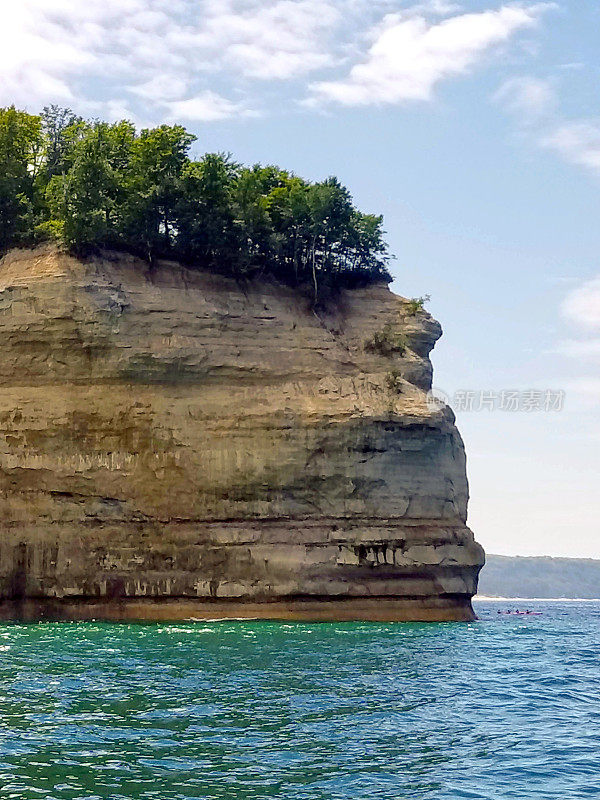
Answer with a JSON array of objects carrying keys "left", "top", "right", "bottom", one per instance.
[{"left": 0, "top": 246, "right": 484, "bottom": 621}]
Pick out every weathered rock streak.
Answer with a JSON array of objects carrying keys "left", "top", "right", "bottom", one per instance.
[{"left": 0, "top": 247, "right": 484, "bottom": 621}]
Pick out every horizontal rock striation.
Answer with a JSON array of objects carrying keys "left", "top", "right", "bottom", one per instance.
[{"left": 0, "top": 246, "right": 484, "bottom": 621}]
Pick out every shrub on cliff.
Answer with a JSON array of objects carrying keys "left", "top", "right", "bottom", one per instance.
[
  {"left": 404, "top": 295, "right": 430, "bottom": 315},
  {"left": 0, "top": 105, "right": 391, "bottom": 292},
  {"left": 364, "top": 324, "right": 408, "bottom": 357}
]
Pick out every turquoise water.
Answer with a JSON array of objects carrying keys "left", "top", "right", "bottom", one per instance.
[{"left": 0, "top": 601, "right": 599, "bottom": 800}]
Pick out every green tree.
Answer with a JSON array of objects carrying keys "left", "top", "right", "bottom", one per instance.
[
  {"left": 40, "top": 105, "right": 82, "bottom": 181},
  {"left": 122, "top": 125, "right": 196, "bottom": 259},
  {"left": 0, "top": 107, "right": 44, "bottom": 254},
  {"left": 177, "top": 153, "right": 240, "bottom": 270},
  {"left": 304, "top": 178, "right": 354, "bottom": 298},
  {"left": 232, "top": 166, "right": 290, "bottom": 275},
  {"left": 347, "top": 212, "right": 390, "bottom": 282},
  {"left": 46, "top": 120, "right": 136, "bottom": 249}
]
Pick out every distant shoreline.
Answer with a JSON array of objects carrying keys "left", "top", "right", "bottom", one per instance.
[
  {"left": 476, "top": 555, "right": 600, "bottom": 600},
  {"left": 475, "top": 596, "right": 600, "bottom": 602}
]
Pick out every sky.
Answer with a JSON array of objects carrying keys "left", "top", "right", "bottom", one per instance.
[{"left": 1, "top": 0, "right": 599, "bottom": 558}]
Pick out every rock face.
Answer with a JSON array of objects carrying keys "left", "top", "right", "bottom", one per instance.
[{"left": 0, "top": 246, "right": 484, "bottom": 621}]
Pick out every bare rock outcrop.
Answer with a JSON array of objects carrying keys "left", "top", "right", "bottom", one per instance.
[{"left": 0, "top": 246, "right": 484, "bottom": 621}]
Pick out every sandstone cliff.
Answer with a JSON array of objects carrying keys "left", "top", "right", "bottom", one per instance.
[{"left": 0, "top": 246, "right": 484, "bottom": 621}]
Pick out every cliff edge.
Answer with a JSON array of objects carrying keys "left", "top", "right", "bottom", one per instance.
[{"left": 0, "top": 246, "right": 484, "bottom": 621}]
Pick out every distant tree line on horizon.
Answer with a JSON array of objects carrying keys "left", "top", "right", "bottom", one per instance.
[{"left": 0, "top": 105, "right": 392, "bottom": 293}]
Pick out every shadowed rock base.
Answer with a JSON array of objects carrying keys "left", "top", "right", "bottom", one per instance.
[{"left": 0, "top": 596, "right": 476, "bottom": 623}]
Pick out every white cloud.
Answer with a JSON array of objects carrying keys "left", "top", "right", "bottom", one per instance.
[
  {"left": 0, "top": 0, "right": 172, "bottom": 111},
  {"left": 196, "top": 0, "right": 340, "bottom": 80},
  {"left": 557, "top": 62, "right": 584, "bottom": 71},
  {"left": 541, "top": 122, "right": 600, "bottom": 173},
  {"left": 0, "top": 3, "right": 95, "bottom": 107},
  {"left": 494, "top": 76, "right": 555, "bottom": 122},
  {"left": 130, "top": 74, "right": 190, "bottom": 103},
  {"left": 496, "top": 73, "right": 600, "bottom": 177},
  {"left": 556, "top": 339, "right": 600, "bottom": 360},
  {"left": 562, "top": 275, "right": 600, "bottom": 331},
  {"left": 563, "top": 378, "right": 600, "bottom": 409},
  {"left": 307, "top": 4, "right": 549, "bottom": 107},
  {"left": 556, "top": 277, "right": 600, "bottom": 383},
  {"left": 167, "top": 91, "right": 250, "bottom": 122},
  {"left": 0, "top": 0, "right": 554, "bottom": 122},
  {"left": 0, "top": 0, "right": 342, "bottom": 120},
  {"left": 408, "top": 1, "right": 463, "bottom": 15}
]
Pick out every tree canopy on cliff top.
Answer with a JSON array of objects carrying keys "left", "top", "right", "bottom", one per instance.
[{"left": 0, "top": 106, "right": 391, "bottom": 290}]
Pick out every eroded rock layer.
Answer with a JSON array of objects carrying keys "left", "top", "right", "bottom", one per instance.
[{"left": 0, "top": 246, "right": 484, "bottom": 621}]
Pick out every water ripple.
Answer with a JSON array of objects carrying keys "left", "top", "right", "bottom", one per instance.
[{"left": 0, "top": 602, "right": 598, "bottom": 798}]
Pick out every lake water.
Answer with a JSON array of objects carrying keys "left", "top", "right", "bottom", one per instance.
[{"left": 0, "top": 600, "right": 598, "bottom": 799}]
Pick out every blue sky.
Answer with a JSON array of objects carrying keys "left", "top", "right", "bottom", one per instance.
[{"left": 2, "top": 0, "right": 600, "bottom": 557}]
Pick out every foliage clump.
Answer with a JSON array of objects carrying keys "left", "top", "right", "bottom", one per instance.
[
  {"left": 0, "top": 105, "right": 391, "bottom": 294},
  {"left": 364, "top": 324, "right": 407, "bottom": 357},
  {"left": 404, "top": 295, "right": 430, "bottom": 315},
  {"left": 385, "top": 369, "right": 403, "bottom": 393}
]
